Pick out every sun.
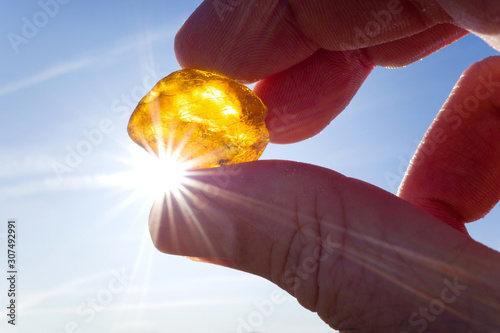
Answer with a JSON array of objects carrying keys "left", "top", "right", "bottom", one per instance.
[{"left": 126, "top": 150, "right": 188, "bottom": 200}]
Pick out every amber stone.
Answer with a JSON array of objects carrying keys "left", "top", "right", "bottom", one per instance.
[{"left": 127, "top": 69, "right": 269, "bottom": 169}]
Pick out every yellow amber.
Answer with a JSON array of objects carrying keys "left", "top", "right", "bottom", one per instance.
[{"left": 127, "top": 69, "right": 269, "bottom": 169}]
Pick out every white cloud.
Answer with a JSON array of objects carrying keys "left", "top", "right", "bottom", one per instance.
[
  {"left": 0, "top": 172, "right": 128, "bottom": 198},
  {"left": 0, "top": 25, "right": 176, "bottom": 97},
  {"left": 20, "top": 268, "right": 124, "bottom": 310},
  {"left": 0, "top": 57, "right": 94, "bottom": 96}
]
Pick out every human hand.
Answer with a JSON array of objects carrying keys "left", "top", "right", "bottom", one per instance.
[{"left": 149, "top": 1, "right": 500, "bottom": 331}]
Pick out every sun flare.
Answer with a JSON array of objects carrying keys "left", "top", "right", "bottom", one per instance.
[{"left": 128, "top": 151, "right": 187, "bottom": 200}]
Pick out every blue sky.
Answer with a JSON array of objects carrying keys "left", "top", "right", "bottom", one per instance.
[{"left": 0, "top": 1, "right": 499, "bottom": 333}]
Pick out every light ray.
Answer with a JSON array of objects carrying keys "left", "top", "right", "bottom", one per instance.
[
  {"left": 146, "top": 169, "right": 497, "bottom": 325},
  {"left": 66, "top": 137, "right": 494, "bottom": 328}
]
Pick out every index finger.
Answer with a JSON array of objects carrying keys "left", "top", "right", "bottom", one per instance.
[
  {"left": 174, "top": 0, "right": 467, "bottom": 143},
  {"left": 174, "top": 0, "right": 463, "bottom": 81}
]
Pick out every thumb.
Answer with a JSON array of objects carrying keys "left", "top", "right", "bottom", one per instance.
[{"left": 148, "top": 160, "right": 500, "bottom": 331}]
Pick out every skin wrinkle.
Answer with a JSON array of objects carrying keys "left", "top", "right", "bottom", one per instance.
[
  {"left": 279, "top": 169, "right": 333, "bottom": 306},
  {"left": 333, "top": 262, "right": 366, "bottom": 331},
  {"left": 328, "top": 185, "right": 455, "bottom": 331},
  {"left": 316, "top": 187, "right": 352, "bottom": 327},
  {"left": 295, "top": 232, "right": 321, "bottom": 311},
  {"left": 207, "top": 167, "right": 296, "bottom": 280},
  {"left": 314, "top": 216, "right": 327, "bottom": 317},
  {"left": 422, "top": 197, "right": 469, "bottom": 224},
  {"left": 288, "top": 0, "right": 447, "bottom": 50},
  {"left": 149, "top": 157, "right": 500, "bottom": 331},
  {"left": 371, "top": 231, "right": 446, "bottom": 281},
  {"left": 281, "top": 198, "right": 303, "bottom": 297},
  {"left": 232, "top": 197, "right": 292, "bottom": 273},
  {"left": 286, "top": 1, "right": 338, "bottom": 50},
  {"left": 289, "top": 195, "right": 321, "bottom": 310},
  {"left": 268, "top": 216, "right": 280, "bottom": 286},
  {"left": 338, "top": 198, "right": 452, "bottom": 302},
  {"left": 284, "top": 0, "right": 322, "bottom": 53},
  {"left": 365, "top": 24, "right": 468, "bottom": 67},
  {"left": 324, "top": 185, "right": 350, "bottom": 329},
  {"left": 308, "top": 189, "right": 322, "bottom": 312},
  {"left": 355, "top": 48, "right": 376, "bottom": 71},
  {"left": 268, "top": 220, "right": 286, "bottom": 290},
  {"left": 336, "top": 257, "right": 384, "bottom": 330}
]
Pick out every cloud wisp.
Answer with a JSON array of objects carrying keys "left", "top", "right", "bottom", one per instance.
[
  {"left": 0, "top": 57, "right": 94, "bottom": 96},
  {"left": 0, "top": 25, "right": 176, "bottom": 97}
]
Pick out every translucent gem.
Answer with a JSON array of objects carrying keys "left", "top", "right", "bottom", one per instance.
[{"left": 127, "top": 69, "right": 269, "bottom": 169}]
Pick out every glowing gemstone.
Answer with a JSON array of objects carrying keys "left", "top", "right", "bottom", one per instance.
[{"left": 127, "top": 69, "right": 269, "bottom": 169}]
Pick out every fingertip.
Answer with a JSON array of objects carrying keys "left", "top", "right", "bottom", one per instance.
[
  {"left": 173, "top": 0, "right": 317, "bottom": 81},
  {"left": 256, "top": 49, "right": 374, "bottom": 143},
  {"left": 436, "top": 0, "right": 500, "bottom": 34},
  {"left": 399, "top": 55, "right": 500, "bottom": 231}
]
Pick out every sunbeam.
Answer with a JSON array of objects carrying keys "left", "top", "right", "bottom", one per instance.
[{"left": 117, "top": 146, "right": 189, "bottom": 204}]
